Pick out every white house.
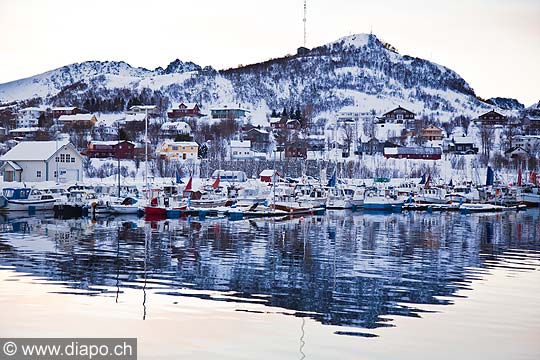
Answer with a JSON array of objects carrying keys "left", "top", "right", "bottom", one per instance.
[
  {"left": 16, "top": 117, "right": 39, "bottom": 128},
  {"left": 512, "top": 135, "right": 540, "bottom": 152},
  {"left": 230, "top": 140, "right": 253, "bottom": 160},
  {"left": 0, "top": 141, "right": 83, "bottom": 183}
]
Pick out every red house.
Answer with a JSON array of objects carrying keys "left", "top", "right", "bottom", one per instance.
[
  {"left": 83, "top": 140, "right": 135, "bottom": 159},
  {"left": 259, "top": 169, "right": 280, "bottom": 183},
  {"left": 168, "top": 103, "right": 202, "bottom": 118},
  {"left": 285, "top": 143, "right": 307, "bottom": 159}
]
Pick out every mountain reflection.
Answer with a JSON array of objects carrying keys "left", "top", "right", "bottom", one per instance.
[{"left": 1, "top": 209, "right": 539, "bottom": 331}]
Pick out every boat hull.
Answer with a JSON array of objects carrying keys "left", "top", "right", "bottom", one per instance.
[{"left": 0, "top": 199, "right": 57, "bottom": 212}]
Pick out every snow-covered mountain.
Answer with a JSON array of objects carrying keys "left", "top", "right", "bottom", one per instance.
[{"left": 0, "top": 33, "right": 512, "bottom": 121}]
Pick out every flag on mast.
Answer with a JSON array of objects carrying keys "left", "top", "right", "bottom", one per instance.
[
  {"left": 184, "top": 177, "right": 193, "bottom": 192},
  {"left": 212, "top": 174, "right": 220, "bottom": 189}
]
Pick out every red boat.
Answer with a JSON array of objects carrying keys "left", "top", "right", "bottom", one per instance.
[{"left": 144, "top": 196, "right": 188, "bottom": 218}]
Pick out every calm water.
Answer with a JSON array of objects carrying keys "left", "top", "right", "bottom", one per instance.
[{"left": 1, "top": 209, "right": 539, "bottom": 359}]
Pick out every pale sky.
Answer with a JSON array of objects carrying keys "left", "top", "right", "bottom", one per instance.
[{"left": 0, "top": 0, "right": 538, "bottom": 105}]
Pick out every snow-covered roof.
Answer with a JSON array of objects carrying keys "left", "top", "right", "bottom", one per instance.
[
  {"left": 9, "top": 127, "right": 41, "bottom": 133},
  {"left": 231, "top": 140, "right": 251, "bottom": 148},
  {"left": 245, "top": 128, "right": 269, "bottom": 134},
  {"left": 52, "top": 107, "right": 77, "bottom": 111},
  {"left": 260, "top": 169, "right": 277, "bottom": 177},
  {"left": 90, "top": 140, "right": 134, "bottom": 146},
  {"left": 160, "top": 121, "right": 191, "bottom": 132},
  {"left": 129, "top": 105, "right": 156, "bottom": 111},
  {"left": 175, "top": 102, "right": 198, "bottom": 109},
  {"left": 453, "top": 136, "right": 475, "bottom": 144},
  {"left": 210, "top": 106, "right": 250, "bottom": 112},
  {"left": 58, "top": 114, "right": 96, "bottom": 121},
  {"left": 0, "top": 140, "right": 71, "bottom": 161},
  {"left": 5, "top": 161, "right": 22, "bottom": 171},
  {"left": 162, "top": 141, "right": 198, "bottom": 147},
  {"left": 19, "top": 107, "right": 46, "bottom": 113}
]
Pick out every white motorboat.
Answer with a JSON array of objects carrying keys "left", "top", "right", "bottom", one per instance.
[{"left": 0, "top": 187, "right": 57, "bottom": 212}]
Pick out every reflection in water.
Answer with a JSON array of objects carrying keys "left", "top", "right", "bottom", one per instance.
[{"left": 0, "top": 210, "right": 539, "bottom": 335}]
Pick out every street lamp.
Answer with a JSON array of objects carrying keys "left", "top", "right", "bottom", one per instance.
[{"left": 129, "top": 105, "right": 156, "bottom": 198}]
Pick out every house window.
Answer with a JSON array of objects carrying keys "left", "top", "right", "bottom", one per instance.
[
  {"left": 65, "top": 154, "right": 71, "bottom": 162},
  {"left": 71, "top": 158, "right": 75, "bottom": 163},
  {"left": 36, "top": 171, "right": 42, "bottom": 178},
  {"left": 55, "top": 157, "right": 59, "bottom": 162},
  {"left": 54, "top": 171, "right": 57, "bottom": 178},
  {"left": 173, "top": 146, "right": 178, "bottom": 151},
  {"left": 60, "top": 154, "right": 65, "bottom": 162}
]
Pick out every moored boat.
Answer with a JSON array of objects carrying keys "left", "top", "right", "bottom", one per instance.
[{"left": 0, "top": 188, "right": 57, "bottom": 212}]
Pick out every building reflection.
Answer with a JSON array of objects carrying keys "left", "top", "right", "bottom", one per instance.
[{"left": 0, "top": 209, "right": 539, "bottom": 331}]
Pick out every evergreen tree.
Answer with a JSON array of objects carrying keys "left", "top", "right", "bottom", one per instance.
[
  {"left": 281, "top": 107, "right": 288, "bottom": 118},
  {"left": 271, "top": 109, "right": 277, "bottom": 118}
]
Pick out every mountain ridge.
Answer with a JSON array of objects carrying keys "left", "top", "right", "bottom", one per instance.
[{"left": 0, "top": 33, "right": 517, "bottom": 121}]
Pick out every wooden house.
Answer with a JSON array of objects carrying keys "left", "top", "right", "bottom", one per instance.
[{"left": 167, "top": 103, "right": 202, "bottom": 118}]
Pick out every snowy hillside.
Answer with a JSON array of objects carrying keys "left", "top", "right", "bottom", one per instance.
[{"left": 0, "top": 33, "right": 511, "bottom": 122}]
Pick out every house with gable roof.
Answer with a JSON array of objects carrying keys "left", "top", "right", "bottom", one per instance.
[{"left": 0, "top": 140, "right": 83, "bottom": 182}]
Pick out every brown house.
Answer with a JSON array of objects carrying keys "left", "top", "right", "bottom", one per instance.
[
  {"left": 83, "top": 140, "right": 135, "bottom": 159},
  {"left": 478, "top": 110, "right": 507, "bottom": 126},
  {"left": 285, "top": 142, "right": 307, "bottom": 159},
  {"left": 421, "top": 125, "right": 444, "bottom": 141},
  {"left": 379, "top": 106, "right": 416, "bottom": 124},
  {"left": 58, "top": 114, "right": 97, "bottom": 127}
]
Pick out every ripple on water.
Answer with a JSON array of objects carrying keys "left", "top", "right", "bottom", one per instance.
[{"left": 0, "top": 209, "right": 539, "bottom": 333}]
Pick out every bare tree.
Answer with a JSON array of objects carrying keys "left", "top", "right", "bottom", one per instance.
[
  {"left": 480, "top": 125, "right": 495, "bottom": 158},
  {"left": 341, "top": 123, "right": 354, "bottom": 157},
  {"left": 363, "top": 119, "right": 376, "bottom": 138}
]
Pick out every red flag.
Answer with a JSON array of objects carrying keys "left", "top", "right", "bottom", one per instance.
[
  {"left": 184, "top": 177, "right": 192, "bottom": 192},
  {"left": 212, "top": 174, "right": 220, "bottom": 189},
  {"left": 517, "top": 168, "right": 522, "bottom": 187}
]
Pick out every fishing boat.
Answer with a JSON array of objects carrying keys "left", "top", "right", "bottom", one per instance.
[
  {"left": 0, "top": 187, "right": 57, "bottom": 212},
  {"left": 326, "top": 186, "right": 354, "bottom": 209},
  {"left": 415, "top": 187, "right": 449, "bottom": 204},
  {"left": 144, "top": 196, "right": 188, "bottom": 217},
  {"left": 53, "top": 189, "right": 99, "bottom": 217},
  {"left": 109, "top": 196, "right": 142, "bottom": 215},
  {"left": 517, "top": 186, "right": 540, "bottom": 207},
  {"left": 363, "top": 188, "right": 403, "bottom": 211}
]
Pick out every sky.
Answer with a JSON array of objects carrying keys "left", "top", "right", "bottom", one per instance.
[{"left": 0, "top": 0, "right": 538, "bottom": 105}]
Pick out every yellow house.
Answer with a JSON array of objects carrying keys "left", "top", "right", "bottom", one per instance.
[
  {"left": 157, "top": 141, "right": 199, "bottom": 161},
  {"left": 421, "top": 125, "right": 444, "bottom": 141}
]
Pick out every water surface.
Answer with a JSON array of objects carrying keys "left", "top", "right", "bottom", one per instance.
[{"left": 0, "top": 209, "right": 539, "bottom": 359}]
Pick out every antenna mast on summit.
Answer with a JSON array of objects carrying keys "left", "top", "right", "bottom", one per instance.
[{"left": 303, "top": 0, "right": 307, "bottom": 47}]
